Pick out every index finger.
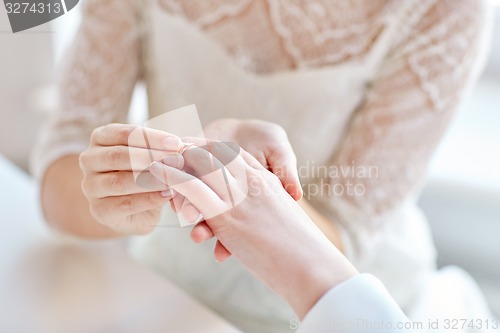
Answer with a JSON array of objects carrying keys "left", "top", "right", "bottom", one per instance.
[
  {"left": 91, "top": 124, "right": 183, "bottom": 152},
  {"left": 149, "top": 162, "right": 226, "bottom": 219}
]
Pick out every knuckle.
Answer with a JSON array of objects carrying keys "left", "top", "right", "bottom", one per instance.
[
  {"left": 81, "top": 177, "right": 91, "bottom": 196},
  {"left": 246, "top": 170, "right": 265, "bottom": 189},
  {"left": 78, "top": 152, "right": 87, "bottom": 170},
  {"left": 248, "top": 169, "right": 279, "bottom": 192},
  {"left": 269, "top": 144, "right": 296, "bottom": 166},
  {"left": 270, "top": 122, "right": 286, "bottom": 134},
  {"left": 269, "top": 140, "right": 287, "bottom": 152},
  {"left": 106, "top": 173, "right": 125, "bottom": 192},
  {"left": 104, "top": 146, "right": 126, "bottom": 167},
  {"left": 89, "top": 200, "right": 105, "bottom": 222},
  {"left": 258, "top": 121, "right": 286, "bottom": 137},
  {"left": 145, "top": 192, "right": 162, "bottom": 206},
  {"left": 90, "top": 126, "right": 102, "bottom": 143},
  {"left": 118, "top": 196, "right": 134, "bottom": 212},
  {"left": 116, "top": 125, "right": 135, "bottom": 144}
]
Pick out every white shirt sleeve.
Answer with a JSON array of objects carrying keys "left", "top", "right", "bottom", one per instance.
[{"left": 296, "top": 274, "right": 415, "bottom": 333}]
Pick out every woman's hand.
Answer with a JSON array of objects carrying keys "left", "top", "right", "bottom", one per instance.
[
  {"left": 169, "top": 118, "right": 305, "bottom": 255},
  {"left": 149, "top": 143, "right": 357, "bottom": 319},
  {"left": 78, "top": 124, "right": 184, "bottom": 235},
  {"left": 203, "top": 119, "right": 303, "bottom": 201}
]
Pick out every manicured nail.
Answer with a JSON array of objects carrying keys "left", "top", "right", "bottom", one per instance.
[
  {"left": 161, "top": 190, "right": 173, "bottom": 198},
  {"left": 149, "top": 161, "right": 167, "bottom": 182},
  {"left": 149, "top": 161, "right": 162, "bottom": 173},
  {"left": 162, "top": 154, "right": 182, "bottom": 169},
  {"left": 163, "top": 137, "right": 181, "bottom": 151}
]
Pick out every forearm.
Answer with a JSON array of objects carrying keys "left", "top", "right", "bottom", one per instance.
[
  {"left": 299, "top": 199, "right": 344, "bottom": 253},
  {"left": 262, "top": 208, "right": 356, "bottom": 319},
  {"left": 283, "top": 239, "right": 357, "bottom": 319},
  {"left": 41, "top": 155, "right": 124, "bottom": 239}
]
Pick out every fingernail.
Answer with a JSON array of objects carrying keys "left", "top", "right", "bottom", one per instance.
[
  {"left": 161, "top": 190, "right": 173, "bottom": 198},
  {"left": 150, "top": 161, "right": 171, "bottom": 185},
  {"left": 149, "top": 161, "right": 162, "bottom": 173},
  {"left": 162, "top": 154, "right": 182, "bottom": 168},
  {"left": 163, "top": 137, "right": 181, "bottom": 151}
]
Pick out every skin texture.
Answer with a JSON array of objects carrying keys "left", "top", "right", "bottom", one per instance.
[
  {"left": 148, "top": 143, "right": 357, "bottom": 319},
  {"left": 43, "top": 124, "right": 183, "bottom": 237},
  {"left": 42, "top": 120, "right": 344, "bottom": 251},
  {"left": 202, "top": 119, "right": 344, "bottom": 251},
  {"left": 42, "top": 154, "right": 120, "bottom": 239}
]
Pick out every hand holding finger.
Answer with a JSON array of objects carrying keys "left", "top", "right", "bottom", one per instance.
[
  {"left": 79, "top": 124, "right": 187, "bottom": 236},
  {"left": 149, "top": 162, "right": 226, "bottom": 219},
  {"left": 266, "top": 144, "right": 303, "bottom": 201},
  {"left": 92, "top": 124, "right": 182, "bottom": 151}
]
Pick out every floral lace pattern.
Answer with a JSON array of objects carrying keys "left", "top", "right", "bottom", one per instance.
[{"left": 159, "top": 0, "right": 394, "bottom": 71}]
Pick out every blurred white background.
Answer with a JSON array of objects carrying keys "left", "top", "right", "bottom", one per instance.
[{"left": 0, "top": 0, "right": 499, "bottom": 319}]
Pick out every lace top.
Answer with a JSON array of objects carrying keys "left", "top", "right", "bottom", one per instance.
[{"left": 32, "top": 1, "right": 492, "bottom": 331}]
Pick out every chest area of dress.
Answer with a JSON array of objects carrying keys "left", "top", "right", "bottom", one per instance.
[
  {"left": 154, "top": 0, "right": 391, "bottom": 73},
  {"left": 145, "top": 3, "right": 380, "bottom": 167}
]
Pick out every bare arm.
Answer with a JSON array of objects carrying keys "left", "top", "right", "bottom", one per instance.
[
  {"left": 200, "top": 119, "right": 345, "bottom": 252},
  {"left": 33, "top": 0, "right": 144, "bottom": 238},
  {"left": 298, "top": 199, "right": 344, "bottom": 252},
  {"left": 150, "top": 144, "right": 358, "bottom": 319}
]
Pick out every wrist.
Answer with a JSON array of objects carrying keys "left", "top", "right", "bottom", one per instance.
[{"left": 280, "top": 240, "right": 358, "bottom": 319}]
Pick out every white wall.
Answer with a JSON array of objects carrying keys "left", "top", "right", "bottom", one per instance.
[
  {"left": 486, "top": 6, "right": 500, "bottom": 77},
  {"left": 0, "top": 8, "right": 54, "bottom": 170}
]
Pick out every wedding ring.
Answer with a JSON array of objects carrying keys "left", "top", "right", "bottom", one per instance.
[{"left": 178, "top": 142, "right": 194, "bottom": 155}]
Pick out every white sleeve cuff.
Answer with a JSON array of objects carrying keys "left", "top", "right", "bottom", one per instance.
[{"left": 296, "top": 274, "right": 413, "bottom": 333}]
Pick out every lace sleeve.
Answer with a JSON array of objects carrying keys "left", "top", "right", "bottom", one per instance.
[
  {"left": 30, "top": 0, "right": 142, "bottom": 181},
  {"left": 309, "top": 0, "right": 492, "bottom": 261}
]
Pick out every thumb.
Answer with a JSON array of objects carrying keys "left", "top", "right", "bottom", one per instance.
[{"left": 266, "top": 146, "right": 303, "bottom": 201}]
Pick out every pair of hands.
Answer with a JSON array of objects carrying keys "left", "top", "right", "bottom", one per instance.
[
  {"left": 79, "top": 119, "right": 302, "bottom": 258},
  {"left": 79, "top": 119, "right": 302, "bottom": 236},
  {"left": 79, "top": 119, "right": 357, "bottom": 318}
]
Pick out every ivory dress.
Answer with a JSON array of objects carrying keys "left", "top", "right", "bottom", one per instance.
[{"left": 32, "top": 0, "right": 495, "bottom": 332}]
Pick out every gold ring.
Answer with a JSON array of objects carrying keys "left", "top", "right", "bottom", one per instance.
[{"left": 178, "top": 142, "right": 193, "bottom": 155}]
